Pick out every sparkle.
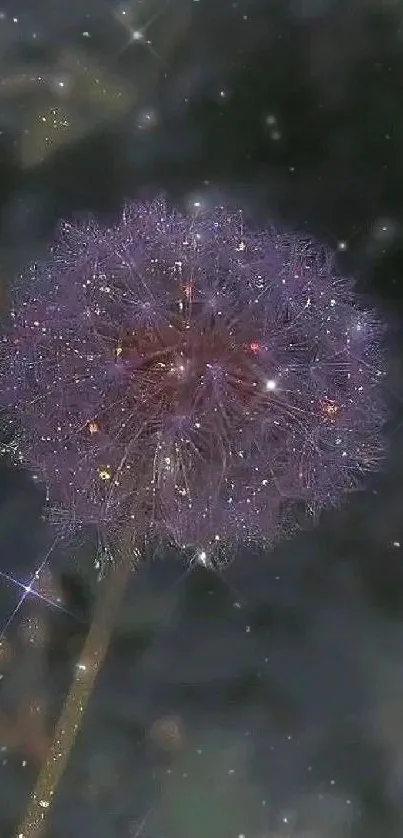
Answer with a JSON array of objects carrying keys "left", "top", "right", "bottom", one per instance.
[
  {"left": 113, "top": 2, "right": 168, "bottom": 65},
  {"left": 0, "top": 539, "right": 75, "bottom": 640}
]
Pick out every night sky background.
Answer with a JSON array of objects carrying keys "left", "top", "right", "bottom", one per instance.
[{"left": 1, "top": 1, "right": 403, "bottom": 836}]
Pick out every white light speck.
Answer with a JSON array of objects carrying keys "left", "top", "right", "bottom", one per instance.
[{"left": 198, "top": 550, "right": 207, "bottom": 565}]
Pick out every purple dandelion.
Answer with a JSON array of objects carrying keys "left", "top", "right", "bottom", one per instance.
[
  {"left": 2, "top": 197, "right": 389, "bottom": 837},
  {"left": 1, "top": 197, "right": 387, "bottom": 562}
]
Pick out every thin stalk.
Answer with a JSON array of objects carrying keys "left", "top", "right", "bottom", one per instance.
[{"left": 15, "top": 553, "right": 132, "bottom": 838}]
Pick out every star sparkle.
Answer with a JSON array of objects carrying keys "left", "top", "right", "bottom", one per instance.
[
  {"left": 0, "top": 539, "right": 79, "bottom": 642},
  {"left": 112, "top": 0, "right": 170, "bottom": 65}
]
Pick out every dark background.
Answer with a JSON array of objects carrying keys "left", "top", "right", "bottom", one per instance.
[{"left": 1, "top": 1, "right": 403, "bottom": 836}]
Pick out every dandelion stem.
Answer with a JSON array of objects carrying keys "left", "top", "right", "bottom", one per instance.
[{"left": 15, "top": 555, "right": 131, "bottom": 838}]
